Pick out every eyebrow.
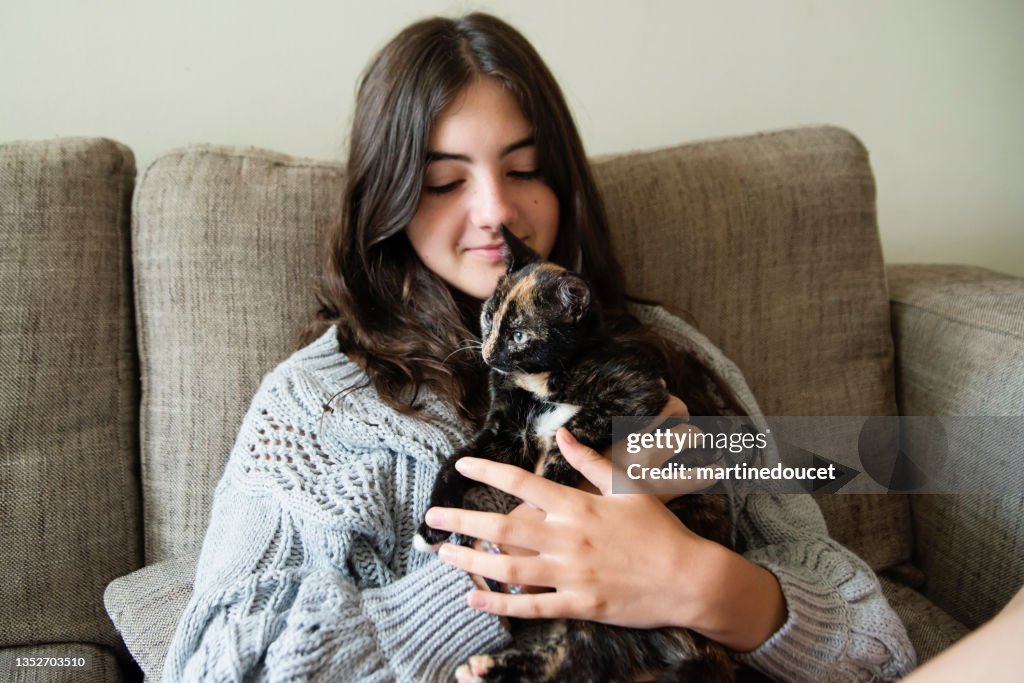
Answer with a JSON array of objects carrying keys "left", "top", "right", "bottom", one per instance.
[{"left": 425, "top": 136, "right": 535, "bottom": 164}]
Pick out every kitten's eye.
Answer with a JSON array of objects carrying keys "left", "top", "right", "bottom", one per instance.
[{"left": 513, "top": 330, "right": 528, "bottom": 344}]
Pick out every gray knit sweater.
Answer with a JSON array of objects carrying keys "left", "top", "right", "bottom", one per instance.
[{"left": 162, "top": 305, "right": 915, "bottom": 682}]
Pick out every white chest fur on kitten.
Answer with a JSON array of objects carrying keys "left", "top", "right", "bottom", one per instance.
[
  {"left": 531, "top": 402, "right": 580, "bottom": 439},
  {"left": 513, "top": 371, "right": 580, "bottom": 450}
]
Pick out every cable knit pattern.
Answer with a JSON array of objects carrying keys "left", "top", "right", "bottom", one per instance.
[{"left": 162, "top": 304, "right": 915, "bottom": 682}]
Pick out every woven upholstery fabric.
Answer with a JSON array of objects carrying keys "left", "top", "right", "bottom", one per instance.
[
  {"left": 135, "top": 128, "right": 911, "bottom": 571},
  {"left": 0, "top": 644, "right": 124, "bottom": 683},
  {"left": 104, "top": 557, "right": 195, "bottom": 681},
  {"left": 0, "top": 139, "right": 140, "bottom": 652},
  {"left": 594, "top": 126, "right": 910, "bottom": 568},
  {"left": 595, "top": 127, "right": 896, "bottom": 416},
  {"left": 889, "top": 263, "right": 1024, "bottom": 627},
  {"left": 134, "top": 147, "right": 342, "bottom": 562},
  {"left": 878, "top": 576, "right": 968, "bottom": 663}
]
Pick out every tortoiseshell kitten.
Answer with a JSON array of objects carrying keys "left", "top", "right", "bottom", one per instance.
[{"left": 415, "top": 227, "right": 737, "bottom": 683}]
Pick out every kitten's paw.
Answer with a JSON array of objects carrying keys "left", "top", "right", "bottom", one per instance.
[
  {"left": 468, "top": 655, "right": 494, "bottom": 677},
  {"left": 413, "top": 522, "right": 449, "bottom": 552},
  {"left": 454, "top": 664, "right": 480, "bottom": 683},
  {"left": 412, "top": 532, "right": 443, "bottom": 553},
  {"left": 453, "top": 655, "right": 495, "bottom": 682}
]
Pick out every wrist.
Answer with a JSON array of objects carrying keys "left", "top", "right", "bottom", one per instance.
[
  {"left": 685, "top": 543, "right": 788, "bottom": 652},
  {"left": 657, "top": 534, "right": 725, "bottom": 629}
]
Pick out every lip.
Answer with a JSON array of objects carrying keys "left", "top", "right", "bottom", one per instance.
[{"left": 463, "top": 244, "right": 508, "bottom": 263}]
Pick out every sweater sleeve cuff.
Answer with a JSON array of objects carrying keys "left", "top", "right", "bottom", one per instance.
[
  {"left": 735, "top": 559, "right": 912, "bottom": 682},
  {"left": 361, "top": 556, "right": 511, "bottom": 682}
]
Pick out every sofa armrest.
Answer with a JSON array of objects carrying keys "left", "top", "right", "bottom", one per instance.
[
  {"left": 888, "top": 263, "right": 1024, "bottom": 417},
  {"left": 887, "top": 263, "right": 1024, "bottom": 629}
]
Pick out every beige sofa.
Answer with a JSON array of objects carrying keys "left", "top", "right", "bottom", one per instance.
[{"left": 2, "top": 127, "right": 1022, "bottom": 681}]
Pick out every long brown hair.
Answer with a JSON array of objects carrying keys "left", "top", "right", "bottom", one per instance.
[{"left": 303, "top": 13, "right": 712, "bottom": 426}]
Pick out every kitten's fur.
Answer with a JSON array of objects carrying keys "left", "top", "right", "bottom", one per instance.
[{"left": 416, "top": 227, "right": 736, "bottom": 682}]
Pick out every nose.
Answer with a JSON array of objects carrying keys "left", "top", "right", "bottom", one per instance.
[{"left": 470, "top": 173, "right": 518, "bottom": 232}]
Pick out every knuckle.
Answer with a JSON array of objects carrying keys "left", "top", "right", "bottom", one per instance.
[
  {"left": 507, "top": 468, "right": 530, "bottom": 491},
  {"left": 566, "top": 531, "right": 593, "bottom": 555},
  {"left": 576, "top": 565, "right": 599, "bottom": 587},
  {"left": 492, "top": 518, "right": 514, "bottom": 541},
  {"left": 586, "top": 595, "right": 608, "bottom": 619},
  {"left": 563, "top": 498, "right": 592, "bottom": 519}
]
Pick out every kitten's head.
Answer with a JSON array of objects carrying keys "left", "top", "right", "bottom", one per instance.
[{"left": 479, "top": 226, "right": 597, "bottom": 373}]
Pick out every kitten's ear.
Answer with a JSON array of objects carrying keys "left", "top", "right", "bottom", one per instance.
[
  {"left": 500, "top": 224, "right": 542, "bottom": 272},
  {"left": 555, "top": 272, "right": 592, "bottom": 322}
]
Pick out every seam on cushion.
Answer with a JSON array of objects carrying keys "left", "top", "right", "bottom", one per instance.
[
  {"left": 143, "top": 146, "right": 346, "bottom": 173},
  {"left": 892, "top": 299, "right": 1024, "bottom": 341},
  {"left": 592, "top": 125, "right": 860, "bottom": 166},
  {"left": 113, "top": 147, "right": 142, "bottom": 576},
  {"left": 132, "top": 141, "right": 156, "bottom": 563}
]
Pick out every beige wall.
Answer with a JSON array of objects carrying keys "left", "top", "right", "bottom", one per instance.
[{"left": 3, "top": 0, "right": 1021, "bottom": 275}]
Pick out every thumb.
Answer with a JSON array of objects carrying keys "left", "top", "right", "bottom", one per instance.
[{"left": 556, "top": 428, "right": 613, "bottom": 495}]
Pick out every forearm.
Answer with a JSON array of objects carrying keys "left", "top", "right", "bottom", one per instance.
[{"left": 287, "top": 560, "right": 511, "bottom": 682}]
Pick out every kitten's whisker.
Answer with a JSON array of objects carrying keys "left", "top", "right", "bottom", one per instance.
[{"left": 443, "top": 341, "right": 483, "bottom": 364}]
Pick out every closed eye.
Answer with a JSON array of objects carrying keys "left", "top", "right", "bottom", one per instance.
[
  {"left": 508, "top": 169, "right": 541, "bottom": 180},
  {"left": 424, "top": 180, "right": 463, "bottom": 195}
]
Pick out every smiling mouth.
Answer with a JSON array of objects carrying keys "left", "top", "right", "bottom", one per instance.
[{"left": 464, "top": 244, "right": 508, "bottom": 262}]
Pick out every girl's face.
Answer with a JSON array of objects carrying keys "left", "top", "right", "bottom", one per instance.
[{"left": 406, "top": 77, "right": 560, "bottom": 300}]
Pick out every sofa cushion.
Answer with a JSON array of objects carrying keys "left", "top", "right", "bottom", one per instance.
[
  {"left": 133, "top": 147, "right": 341, "bottom": 562},
  {"left": 133, "top": 128, "right": 911, "bottom": 571},
  {"left": 104, "top": 557, "right": 196, "bottom": 681},
  {"left": 878, "top": 577, "right": 968, "bottom": 663},
  {"left": 0, "top": 139, "right": 140, "bottom": 653},
  {"left": 889, "top": 263, "right": 1024, "bottom": 627}
]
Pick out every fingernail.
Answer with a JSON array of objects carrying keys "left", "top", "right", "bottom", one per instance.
[
  {"left": 559, "top": 428, "right": 576, "bottom": 444},
  {"left": 438, "top": 543, "right": 455, "bottom": 561},
  {"left": 454, "top": 457, "right": 477, "bottom": 474},
  {"left": 468, "top": 590, "right": 487, "bottom": 609},
  {"left": 425, "top": 508, "right": 444, "bottom": 526}
]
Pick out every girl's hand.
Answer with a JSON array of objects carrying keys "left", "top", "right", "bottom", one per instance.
[{"left": 427, "top": 428, "right": 725, "bottom": 630}]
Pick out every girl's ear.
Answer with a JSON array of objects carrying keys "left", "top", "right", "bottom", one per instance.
[{"left": 500, "top": 224, "right": 542, "bottom": 272}]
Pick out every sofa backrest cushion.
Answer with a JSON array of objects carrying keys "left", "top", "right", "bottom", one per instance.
[
  {"left": 133, "top": 148, "right": 339, "bottom": 562},
  {"left": 0, "top": 138, "right": 140, "bottom": 651},
  {"left": 594, "top": 127, "right": 910, "bottom": 570},
  {"left": 134, "top": 127, "right": 910, "bottom": 570}
]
